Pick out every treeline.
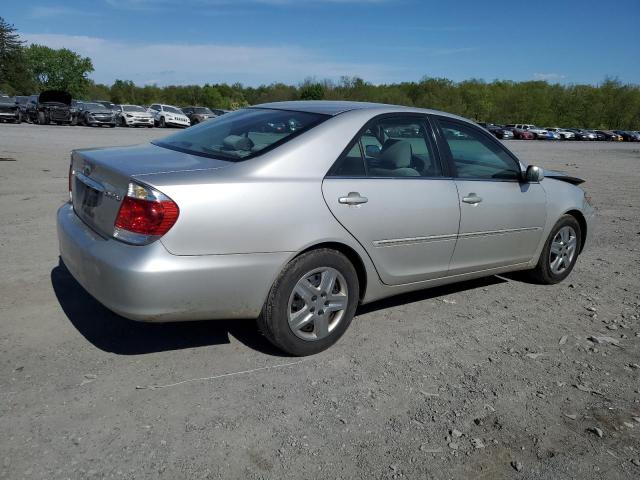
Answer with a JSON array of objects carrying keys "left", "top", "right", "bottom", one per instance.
[
  {"left": 2, "top": 17, "right": 639, "bottom": 129},
  {"left": 88, "top": 77, "right": 640, "bottom": 129}
]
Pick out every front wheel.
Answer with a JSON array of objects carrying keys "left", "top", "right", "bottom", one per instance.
[
  {"left": 37, "top": 111, "right": 46, "bottom": 125},
  {"left": 529, "top": 215, "right": 581, "bottom": 284},
  {"left": 258, "top": 249, "right": 359, "bottom": 356},
  {"left": 159, "top": 117, "right": 166, "bottom": 128}
]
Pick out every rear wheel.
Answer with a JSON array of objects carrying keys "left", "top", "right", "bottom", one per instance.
[
  {"left": 258, "top": 249, "right": 359, "bottom": 356},
  {"left": 529, "top": 215, "right": 581, "bottom": 284}
]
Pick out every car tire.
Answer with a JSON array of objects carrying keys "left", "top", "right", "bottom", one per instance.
[
  {"left": 528, "top": 215, "right": 582, "bottom": 285},
  {"left": 37, "top": 112, "right": 46, "bottom": 125},
  {"left": 159, "top": 117, "right": 166, "bottom": 128},
  {"left": 120, "top": 117, "right": 127, "bottom": 127},
  {"left": 258, "top": 249, "right": 359, "bottom": 356}
]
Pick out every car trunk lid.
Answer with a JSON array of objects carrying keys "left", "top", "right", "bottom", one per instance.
[{"left": 71, "top": 143, "right": 232, "bottom": 238}]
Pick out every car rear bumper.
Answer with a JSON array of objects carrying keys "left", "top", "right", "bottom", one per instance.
[{"left": 57, "top": 203, "right": 289, "bottom": 322}]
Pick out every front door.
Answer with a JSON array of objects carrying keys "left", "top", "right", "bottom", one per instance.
[
  {"left": 434, "top": 117, "right": 547, "bottom": 275},
  {"left": 322, "top": 115, "right": 460, "bottom": 285}
]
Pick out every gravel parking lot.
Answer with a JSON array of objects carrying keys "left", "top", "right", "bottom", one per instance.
[{"left": 1, "top": 123, "right": 639, "bottom": 479}]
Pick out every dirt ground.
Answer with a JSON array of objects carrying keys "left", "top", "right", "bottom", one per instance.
[{"left": 1, "top": 123, "right": 639, "bottom": 479}]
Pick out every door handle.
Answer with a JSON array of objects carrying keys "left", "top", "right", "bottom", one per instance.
[
  {"left": 339, "top": 192, "right": 368, "bottom": 205},
  {"left": 462, "top": 193, "right": 482, "bottom": 204}
]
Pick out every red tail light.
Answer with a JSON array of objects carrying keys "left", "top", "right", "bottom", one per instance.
[{"left": 114, "top": 182, "right": 179, "bottom": 244}]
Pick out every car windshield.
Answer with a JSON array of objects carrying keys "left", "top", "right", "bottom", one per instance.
[
  {"left": 193, "top": 107, "right": 211, "bottom": 114},
  {"left": 85, "top": 103, "right": 108, "bottom": 111},
  {"left": 164, "top": 106, "right": 182, "bottom": 114},
  {"left": 0, "top": 96, "right": 16, "bottom": 103},
  {"left": 155, "top": 108, "right": 329, "bottom": 161},
  {"left": 123, "top": 105, "right": 146, "bottom": 112}
]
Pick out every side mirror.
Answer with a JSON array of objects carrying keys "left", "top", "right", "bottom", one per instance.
[
  {"left": 365, "top": 145, "right": 381, "bottom": 158},
  {"left": 524, "top": 165, "right": 544, "bottom": 183}
]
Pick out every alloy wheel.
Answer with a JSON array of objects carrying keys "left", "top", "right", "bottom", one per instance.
[
  {"left": 287, "top": 267, "right": 349, "bottom": 341},
  {"left": 549, "top": 226, "right": 577, "bottom": 275}
]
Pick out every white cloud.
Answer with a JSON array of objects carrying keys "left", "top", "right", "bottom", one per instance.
[
  {"left": 21, "top": 33, "right": 399, "bottom": 86},
  {"left": 533, "top": 72, "right": 567, "bottom": 81}
]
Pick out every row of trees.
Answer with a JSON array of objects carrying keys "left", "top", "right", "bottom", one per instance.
[
  {"left": 88, "top": 77, "right": 640, "bottom": 130},
  {"left": 2, "top": 17, "right": 639, "bottom": 129}
]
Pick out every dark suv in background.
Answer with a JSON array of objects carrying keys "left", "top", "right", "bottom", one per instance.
[
  {"left": 27, "top": 90, "right": 73, "bottom": 125},
  {"left": 0, "top": 95, "right": 21, "bottom": 123},
  {"left": 182, "top": 106, "right": 214, "bottom": 125}
]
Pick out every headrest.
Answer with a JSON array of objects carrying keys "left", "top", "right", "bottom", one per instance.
[
  {"left": 223, "top": 135, "right": 254, "bottom": 151},
  {"left": 380, "top": 139, "right": 412, "bottom": 168}
]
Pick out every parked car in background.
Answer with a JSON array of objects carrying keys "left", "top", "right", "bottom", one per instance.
[
  {"left": 567, "top": 129, "right": 596, "bottom": 141},
  {"left": 69, "top": 100, "right": 83, "bottom": 125},
  {"left": 599, "top": 131, "right": 624, "bottom": 141},
  {"left": 77, "top": 102, "right": 117, "bottom": 127},
  {"left": 182, "top": 106, "right": 214, "bottom": 125},
  {"left": 149, "top": 104, "right": 190, "bottom": 128},
  {"left": 58, "top": 100, "right": 594, "bottom": 355},
  {"left": 504, "top": 125, "right": 535, "bottom": 140},
  {"left": 15, "top": 95, "right": 30, "bottom": 122},
  {"left": 614, "top": 130, "right": 640, "bottom": 142},
  {"left": 114, "top": 104, "right": 154, "bottom": 127},
  {"left": 27, "top": 90, "right": 73, "bottom": 125},
  {"left": 545, "top": 127, "right": 575, "bottom": 140},
  {"left": 0, "top": 95, "right": 21, "bottom": 123},
  {"left": 478, "top": 122, "right": 514, "bottom": 140},
  {"left": 512, "top": 124, "right": 550, "bottom": 139}
]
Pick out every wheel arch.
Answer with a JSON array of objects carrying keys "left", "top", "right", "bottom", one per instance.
[
  {"left": 564, "top": 209, "right": 587, "bottom": 253},
  {"left": 295, "top": 242, "right": 368, "bottom": 302}
]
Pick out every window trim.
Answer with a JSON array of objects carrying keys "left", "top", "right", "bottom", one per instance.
[
  {"left": 431, "top": 115, "right": 524, "bottom": 183},
  {"left": 326, "top": 112, "right": 449, "bottom": 180}
]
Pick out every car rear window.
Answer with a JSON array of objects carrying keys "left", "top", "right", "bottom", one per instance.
[{"left": 154, "top": 108, "right": 329, "bottom": 161}]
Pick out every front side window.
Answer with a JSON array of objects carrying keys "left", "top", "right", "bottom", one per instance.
[
  {"left": 438, "top": 119, "right": 520, "bottom": 180},
  {"left": 154, "top": 108, "right": 329, "bottom": 161},
  {"left": 330, "top": 116, "right": 442, "bottom": 178}
]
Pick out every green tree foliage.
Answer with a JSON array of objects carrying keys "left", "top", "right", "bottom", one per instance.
[
  {"left": 73, "top": 76, "right": 640, "bottom": 129},
  {"left": 24, "top": 44, "right": 94, "bottom": 97},
  {"left": 0, "top": 17, "right": 34, "bottom": 94}
]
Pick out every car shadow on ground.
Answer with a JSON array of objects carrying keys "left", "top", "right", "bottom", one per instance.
[
  {"left": 356, "top": 275, "right": 507, "bottom": 315},
  {"left": 52, "top": 260, "right": 510, "bottom": 357},
  {"left": 51, "top": 261, "right": 286, "bottom": 357}
]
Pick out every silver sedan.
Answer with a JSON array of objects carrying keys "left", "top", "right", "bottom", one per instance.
[{"left": 57, "top": 101, "right": 594, "bottom": 355}]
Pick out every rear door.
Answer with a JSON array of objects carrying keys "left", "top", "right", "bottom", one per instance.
[
  {"left": 433, "top": 117, "right": 547, "bottom": 275},
  {"left": 322, "top": 114, "right": 460, "bottom": 285}
]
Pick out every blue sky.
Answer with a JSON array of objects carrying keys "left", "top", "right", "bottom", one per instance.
[{"left": 5, "top": 0, "right": 639, "bottom": 87}]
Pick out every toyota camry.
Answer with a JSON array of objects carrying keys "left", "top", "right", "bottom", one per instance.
[{"left": 57, "top": 101, "right": 594, "bottom": 355}]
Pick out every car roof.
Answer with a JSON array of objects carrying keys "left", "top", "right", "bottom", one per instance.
[{"left": 252, "top": 100, "right": 461, "bottom": 119}]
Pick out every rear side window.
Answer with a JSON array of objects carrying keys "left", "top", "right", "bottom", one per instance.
[
  {"left": 154, "top": 108, "right": 329, "bottom": 161},
  {"left": 437, "top": 119, "right": 520, "bottom": 180},
  {"left": 329, "top": 116, "right": 442, "bottom": 178}
]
